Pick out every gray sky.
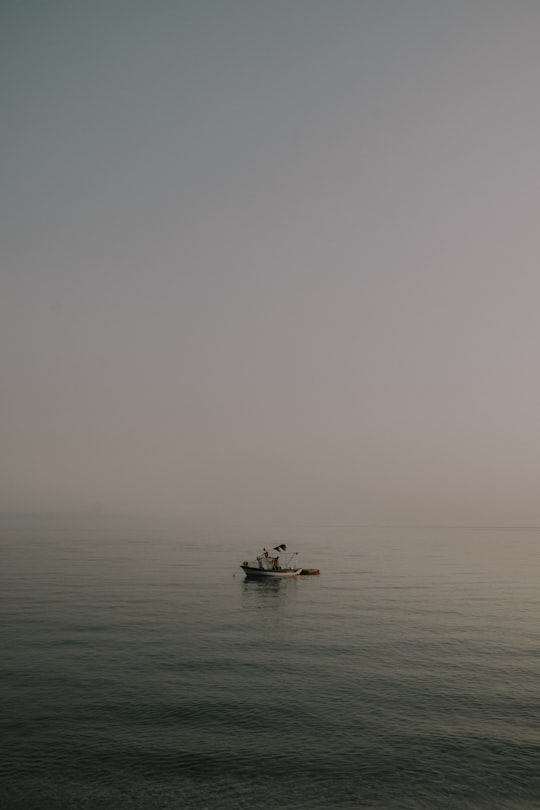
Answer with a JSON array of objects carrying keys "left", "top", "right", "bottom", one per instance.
[{"left": 3, "top": 0, "right": 540, "bottom": 524}]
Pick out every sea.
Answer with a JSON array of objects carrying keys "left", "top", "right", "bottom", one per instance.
[{"left": 1, "top": 515, "right": 540, "bottom": 810}]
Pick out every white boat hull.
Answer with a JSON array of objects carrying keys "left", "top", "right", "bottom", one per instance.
[{"left": 241, "top": 565, "right": 302, "bottom": 578}]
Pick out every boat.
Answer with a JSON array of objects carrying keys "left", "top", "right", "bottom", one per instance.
[{"left": 241, "top": 544, "right": 303, "bottom": 578}]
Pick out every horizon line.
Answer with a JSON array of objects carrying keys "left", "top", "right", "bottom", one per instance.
[{"left": 0, "top": 512, "right": 539, "bottom": 530}]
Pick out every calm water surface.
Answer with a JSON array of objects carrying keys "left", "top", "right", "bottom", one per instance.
[{"left": 1, "top": 517, "right": 539, "bottom": 809}]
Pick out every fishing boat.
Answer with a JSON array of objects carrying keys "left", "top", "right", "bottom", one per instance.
[{"left": 241, "top": 544, "right": 302, "bottom": 578}]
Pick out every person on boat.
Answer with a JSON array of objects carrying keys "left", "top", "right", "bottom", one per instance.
[
  {"left": 263, "top": 548, "right": 269, "bottom": 559},
  {"left": 272, "top": 556, "right": 279, "bottom": 570}
]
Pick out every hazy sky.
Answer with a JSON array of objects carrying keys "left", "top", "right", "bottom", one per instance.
[{"left": 3, "top": 1, "right": 540, "bottom": 524}]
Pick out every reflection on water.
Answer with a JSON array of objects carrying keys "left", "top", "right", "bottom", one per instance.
[
  {"left": 241, "top": 575, "right": 299, "bottom": 610},
  {"left": 244, "top": 576, "right": 283, "bottom": 588}
]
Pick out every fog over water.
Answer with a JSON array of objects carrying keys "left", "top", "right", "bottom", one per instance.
[{"left": 3, "top": 1, "right": 540, "bottom": 525}]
